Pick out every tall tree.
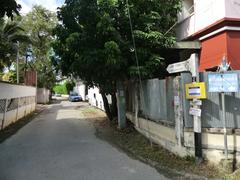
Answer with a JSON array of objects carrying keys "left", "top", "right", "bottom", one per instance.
[
  {"left": 53, "top": 0, "right": 181, "bottom": 120},
  {"left": 0, "top": 0, "right": 21, "bottom": 19},
  {"left": 0, "top": 18, "right": 30, "bottom": 71},
  {"left": 20, "top": 5, "right": 58, "bottom": 89}
]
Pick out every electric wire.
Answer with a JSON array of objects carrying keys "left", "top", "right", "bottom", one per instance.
[{"left": 126, "top": 0, "right": 153, "bottom": 147}]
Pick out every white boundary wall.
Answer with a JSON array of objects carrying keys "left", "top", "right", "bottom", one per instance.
[
  {"left": 37, "top": 88, "right": 50, "bottom": 104},
  {"left": 0, "top": 82, "right": 36, "bottom": 130},
  {"left": 87, "top": 86, "right": 112, "bottom": 111},
  {"left": 74, "top": 81, "right": 86, "bottom": 101}
]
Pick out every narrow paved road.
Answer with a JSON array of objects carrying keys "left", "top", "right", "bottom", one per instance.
[{"left": 0, "top": 100, "right": 169, "bottom": 180}]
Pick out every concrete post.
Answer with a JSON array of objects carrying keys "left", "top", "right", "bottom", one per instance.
[
  {"left": 134, "top": 83, "right": 139, "bottom": 128},
  {"left": 174, "top": 77, "right": 184, "bottom": 147},
  {"left": 117, "top": 81, "right": 126, "bottom": 129},
  {"left": 1, "top": 99, "right": 8, "bottom": 130}
]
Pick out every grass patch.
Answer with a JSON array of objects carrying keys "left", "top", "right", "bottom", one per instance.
[{"left": 94, "top": 119, "right": 222, "bottom": 179}]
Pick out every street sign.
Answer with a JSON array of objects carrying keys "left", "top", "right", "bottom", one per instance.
[
  {"left": 166, "top": 61, "right": 190, "bottom": 74},
  {"left": 208, "top": 73, "right": 239, "bottom": 92},
  {"left": 189, "top": 107, "right": 201, "bottom": 117},
  {"left": 166, "top": 54, "right": 198, "bottom": 77},
  {"left": 185, "top": 82, "right": 207, "bottom": 99},
  {"left": 190, "top": 99, "right": 202, "bottom": 106}
]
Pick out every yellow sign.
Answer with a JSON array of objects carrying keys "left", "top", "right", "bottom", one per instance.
[{"left": 185, "top": 82, "right": 207, "bottom": 99}]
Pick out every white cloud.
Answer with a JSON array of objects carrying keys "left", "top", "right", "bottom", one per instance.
[{"left": 17, "top": 0, "right": 64, "bottom": 14}]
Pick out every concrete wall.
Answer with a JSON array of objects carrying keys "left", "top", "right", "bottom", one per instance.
[
  {"left": 74, "top": 81, "right": 86, "bottom": 101},
  {"left": 87, "top": 86, "right": 112, "bottom": 111},
  {"left": 37, "top": 88, "right": 50, "bottom": 104},
  {"left": 0, "top": 82, "right": 36, "bottom": 130},
  {"left": 126, "top": 75, "right": 240, "bottom": 164},
  {"left": 127, "top": 112, "right": 240, "bottom": 164},
  {"left": 176, "top": 0, "right": 240, "bottom": 40},
  {"left": 88, "top": 87, "right": 105, "bottom": 110}
]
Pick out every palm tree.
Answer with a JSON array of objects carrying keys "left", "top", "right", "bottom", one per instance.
[{"left": 0, "top": 18, "right": 30, "bottom": 71}]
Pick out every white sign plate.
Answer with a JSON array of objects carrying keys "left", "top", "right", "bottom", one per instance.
[
  {"left": 190, "top": 99, "right": 202, "bottom": 106},
  {"left": 166, "top": 61, "right": 189, "bottom": 74},
  {"left": 166, "top": 54, "right": 198, "bottom": 77},
  {"left": 174, "top": 96, "right": 180, "bottom": 105},
  {"left": 194, "top": 117, "right": 201, "bottom": 133},
  {"left": 189, "top": 107, "right": 201, "bottom": 117}
]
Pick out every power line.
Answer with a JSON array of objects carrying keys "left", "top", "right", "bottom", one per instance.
[{"left": 126, "top": 0, "right": 153, "bottom": 147}]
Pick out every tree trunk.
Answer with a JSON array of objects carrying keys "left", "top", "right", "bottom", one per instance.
[{"left": 101, "top": 92, "right": 113, "bottom": 121}]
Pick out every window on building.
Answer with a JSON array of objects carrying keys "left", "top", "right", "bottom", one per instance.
[
  {"left": 185, "top": 0, "right": 194, "bottom": 15},
  {"left": 178, "top": 0, "right": 194, "bottom": 21}
]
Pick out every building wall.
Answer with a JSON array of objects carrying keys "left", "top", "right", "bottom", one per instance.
[
  {"left": 227, "top": 31, "right": 240, "bottom": 70},
  {"left": 177, "top": 0, "right": 240, "bottom": 40},
  {"left": 87, "top": 86, "right": 112, "bottom": 111},
  {"left": 74, "top": 81, "right": 86, "bottom": 101},
  {"left": 0, "top": 82, "right": 36, "bottom": 130},
  {"left": 199, "top": 32, "right": 228, "bottom": 71},
  {"left": 88, "top": 87, "right": 105, "bottom": 111},
  {"left": 225, "top": 0, "right": 240, "bottom": 19},
  {"left": 177, "top": 0, "right": 240, "bottom": 71},
  {"left": 37, "top": 88, "right": 50, "bottom": 104}
]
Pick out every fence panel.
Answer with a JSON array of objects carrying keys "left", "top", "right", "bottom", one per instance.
[
  {"left": 139, "top": 78, "right": 174, "bottom": 125},
  {"left": 182, "top": 71, "right": 240, "bottom": 128},
  {"left": 200, "top": 71, "right": 240, "bottom": 128}
]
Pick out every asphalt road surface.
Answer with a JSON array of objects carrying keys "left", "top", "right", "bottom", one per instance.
[{"left": 0, "top": 100, "right": 170, "bottom": 180}]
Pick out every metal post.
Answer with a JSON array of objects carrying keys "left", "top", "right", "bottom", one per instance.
[
  {"left": 16, "top": 41, "right": 19, "bottom": 84},
  {"left": 192, "top": 55, "right": 203, "bottom": 163},
  {"left": 221, "top": 92, "right": 228, "bottom": 159},
  {"left": 193, "top": 77, "right": 203, "bottom": 163}
]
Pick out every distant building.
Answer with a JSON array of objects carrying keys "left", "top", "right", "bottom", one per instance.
[
  {"left": 73, "top": 80, "right": 87, "bottom": 101},
  {"left": 176, "top": 0, "right": 240, "bottom": 71}
]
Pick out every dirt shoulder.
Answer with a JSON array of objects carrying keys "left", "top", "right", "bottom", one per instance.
[{"left": 81, "top": 106, "right": 226, "bottom": 179}]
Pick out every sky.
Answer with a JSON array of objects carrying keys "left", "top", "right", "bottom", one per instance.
[{"left": 17, "top": 0, "right": 65, "bottom": 14}]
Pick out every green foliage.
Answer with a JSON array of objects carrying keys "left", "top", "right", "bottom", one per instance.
[
  {"left": 53, "top": 80, "right": 75, "bottom": 94},
  {"left": 53, "top": 0, "right": 181, "bottom": 92},
  {"left": 65, "top": 80, "right": 75, "bottom": 94},
  {"left": 19, "top": 5, "right": 58, "bottom": 89},
  {"left": 0, "top": 18, "right": 30, "bottom": 71},
  {"left": 0, "top": 0, "right": 21, "bottom": 19},
  {"left": 53, "top": 84, "right": 67, "bottom": 95}
]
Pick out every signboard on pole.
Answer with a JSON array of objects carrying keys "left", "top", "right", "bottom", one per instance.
[
  {"left": 166, "top": 54, "right": 198, "bottom": 77},
  {"left": 185, "top": 82, "right": 207, "bottom": 99},
  {"left": 208, "top": 73, "right": 239, "bottom": 92},
  {"left": 189, "top": 107, "right": 202, "bottom": 117}
]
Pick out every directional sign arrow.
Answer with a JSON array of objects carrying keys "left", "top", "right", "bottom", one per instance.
[
  {"left": 166, "top": 54, "right": 198, "bottom": 77},
  {"left": 166, "top": 61, "right": 189, "bottom": 74}
]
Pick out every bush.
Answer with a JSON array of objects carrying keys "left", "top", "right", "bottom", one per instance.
[
  {"left": 53, "top": 84, "right": 67, "bottom": 94},
  {"left": 53, "top": 80, "right": 75, "bottom": 95}
]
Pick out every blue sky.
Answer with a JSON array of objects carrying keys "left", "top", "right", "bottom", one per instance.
[{"left": 18, "top": 0, "right": 64, "bottom": 14}]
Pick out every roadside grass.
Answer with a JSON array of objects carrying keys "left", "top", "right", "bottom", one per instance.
[
  {"left": 227, "top": 169, "right": 240, "bottom": 180},
  {"left": 89, "top": 115, "right": 223, "bottom": 179}
]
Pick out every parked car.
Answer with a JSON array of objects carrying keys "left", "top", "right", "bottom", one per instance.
[{"left": 69, "top": 92, "right": 82, "bottom": 102}]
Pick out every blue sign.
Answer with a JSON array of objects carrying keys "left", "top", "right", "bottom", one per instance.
[{"left": 208, "top": 73, "right": 239, "bottom": 92}]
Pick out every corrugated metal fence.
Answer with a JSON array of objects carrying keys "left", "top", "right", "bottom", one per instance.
[{"left": 127, "top": 71, "right": 240, "bottom": 129}]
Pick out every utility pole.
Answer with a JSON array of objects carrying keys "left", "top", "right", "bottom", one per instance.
[
  {"left": 16, "top": 41, "right": 19, "bottom": 84},
  {"left": 167, "top": 53, "right": 204, "bottom": 163}
]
